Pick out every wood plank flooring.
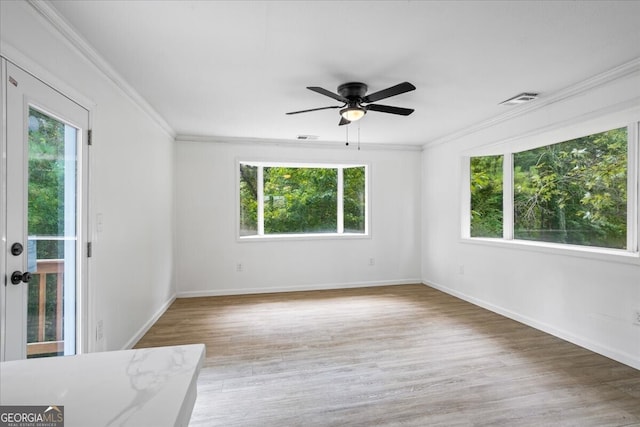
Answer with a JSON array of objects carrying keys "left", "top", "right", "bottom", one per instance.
[{"left": 134, "top": 284, "right": 640, "bottom": 426}]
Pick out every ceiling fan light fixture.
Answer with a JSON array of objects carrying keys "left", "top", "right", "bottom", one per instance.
[{"left": 340, "top": 106, "right": 366, "bottom": 122}]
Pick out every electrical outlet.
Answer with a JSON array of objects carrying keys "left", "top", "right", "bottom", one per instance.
[
  {"left": 633, "top": 309, "right": 640, "bottom": 326},
  {"left": 369, "top": 258, "right": 375, "bottom": 266},
  {"left": 236, "top": 263, "right": 243, "bottom": 272}
]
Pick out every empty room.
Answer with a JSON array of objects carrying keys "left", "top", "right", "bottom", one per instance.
[{"left": 1, "top": 1, "right": 639, "bottom": 426}]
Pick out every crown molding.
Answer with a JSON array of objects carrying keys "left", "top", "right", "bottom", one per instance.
[
  {"left": 424, "top": 57, "right": 640, "bottom": 149},
  {"left": 27, "top": 0, "right": 175, "bottom": 139},
  {"left": 175, "top": 134, "right": 424, "bottom": 152}
]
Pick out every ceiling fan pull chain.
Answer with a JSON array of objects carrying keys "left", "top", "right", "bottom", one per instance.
[
  {"left": 358, "top": 122, "right": 361, "bottom": 151},
  {"left": 345, "top": 125, "right": 349, "bottom": 146}
]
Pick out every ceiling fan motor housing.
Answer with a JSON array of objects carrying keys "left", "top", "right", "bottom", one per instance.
[{"left": 338, "top": 82, "right": 368, "bottom": 100}]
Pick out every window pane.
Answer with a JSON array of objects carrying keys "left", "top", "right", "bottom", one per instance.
[
  {"left": 263, "top": 167, "right": 337, "bottom": 234},
  {"left": 470, "top": 155, "right": 503, "bottom": 237},
  {"left": 28, "top": 109, "right": 68, "bottom": 258},
  {"left": 513, "top": 127, "right": 627, "bottom": 249},
  {"left": 239, "top": 164, "right": 258, "bottom": 236},
  {"left": 28, "top": 107, "right": 77, "bottom": 357},
  {"left": 343, "top": 166, "right": 366, "bottom": 233}
]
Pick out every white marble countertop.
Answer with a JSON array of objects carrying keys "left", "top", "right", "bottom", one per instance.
[{"left": 0, "top": 344, "right": 205, "bottom": 427}]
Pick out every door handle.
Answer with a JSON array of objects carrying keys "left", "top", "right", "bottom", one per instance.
[{"left": 10, "top": 271, "right": 32, "bottom": 285}]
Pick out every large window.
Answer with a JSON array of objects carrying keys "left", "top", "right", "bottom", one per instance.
[
  {"left": 468, "top": 123, "right": 637, "bottom": 252},
  {"left": 239, "top": 162, "right": 367, "bottom": 238},
  {"left": 513, "top": 127, "right": 627, "bottom": 248}
]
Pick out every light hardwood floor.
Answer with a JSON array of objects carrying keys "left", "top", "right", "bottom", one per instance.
[{"left": 135, "top": 284, "right": 640, "bottom": 426}]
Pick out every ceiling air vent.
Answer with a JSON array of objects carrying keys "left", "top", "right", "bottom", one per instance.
[
  {"left": 296, "top": 135, "right": 319, "bottom": 140},
  {"left": 499, "top": 92, "right": 539, "bottom": 106}
]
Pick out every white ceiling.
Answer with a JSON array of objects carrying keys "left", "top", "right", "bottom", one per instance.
[{"left": 49, "top": 0, "right": 640, "bottom": 146}]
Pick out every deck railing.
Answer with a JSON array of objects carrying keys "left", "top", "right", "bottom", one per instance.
[{"left": 27, "top": 259, "right": 64, "bottom": 357}]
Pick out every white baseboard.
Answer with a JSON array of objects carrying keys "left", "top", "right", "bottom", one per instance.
[
  {"left": 122, "top": 293, "right": 177, "bottom": 350},
  {"left": 423, "top": 280, "right": 640, "bottom": 371},
  {"left": 177, "top": 278, "right": 422, "bottom": 298}
]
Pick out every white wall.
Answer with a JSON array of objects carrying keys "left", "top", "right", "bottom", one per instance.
[
  {"left": 1, "top": 1, "right": 176, "bottom": 352},
  {"left": 175, "top": 140, "right": 422, "bottom": 296},
  {"left": 422, "top": 63, "right": 640, "bottom": 369}
]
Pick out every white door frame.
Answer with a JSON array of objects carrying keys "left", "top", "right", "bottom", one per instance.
[{"left": 1, "top": 58, "right": 90, "bottom": 361}]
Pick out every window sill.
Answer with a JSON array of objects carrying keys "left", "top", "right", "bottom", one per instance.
[
  {"left": 460, "top": 237, "right": 640, "bottom": 265},
  {"left": 238, "top": 232, "right": 370, "bottom": 243}
]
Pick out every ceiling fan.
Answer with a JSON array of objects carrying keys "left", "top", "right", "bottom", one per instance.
[{"left": 286, "top": 81, "right": 416, "bottom": 126}]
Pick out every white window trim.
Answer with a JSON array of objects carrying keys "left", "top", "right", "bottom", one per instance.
[
  {"left": 502, "top": 153, "right": 514, "bottom": 241},
  {"left": 337, "top": 168, "right": 344, "bottom": 234},
  {"left": 460, "top": 236, "right": 640, "bottom": 265},
  {"left": 627, "top": 121, "right": 639, "bottom": 253},
  {"left": 237, "top": 160, "right": 370, "bottom": 241},
  {"left": 462, "top": 118, "right": 640, "bottom": 264},
  {"left": 257, "top": 166, "right": 264, "bottom": 236}
]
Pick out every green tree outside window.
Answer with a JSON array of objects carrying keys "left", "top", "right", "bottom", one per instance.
[
  {"left": 239, "top": 163, "right": 366, "bottom": 236},
  {"left": 470, "top": 127, "right": 628, "bottom": 250}
]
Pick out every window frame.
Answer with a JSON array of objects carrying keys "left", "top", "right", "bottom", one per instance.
[
  {"left": 236, "top": 160, "right": 370, "bottom": 241},
  {"left": 462, "top": 118, "right": 640, "bottom": 264}
]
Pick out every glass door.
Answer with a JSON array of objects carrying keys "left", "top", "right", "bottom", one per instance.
[{"left": 2, "top": 61, "right": 89, "bottom": 361}]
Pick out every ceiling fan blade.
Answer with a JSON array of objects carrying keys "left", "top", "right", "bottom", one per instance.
[
  {"left": 366, "top": 104, "right": 414, "bottom": 116},
  {"left": 286, "top": 105, "right": 341, "bottom": 115},
  {"left": 362, "top": 82, "right": 416, "bottom": 103},
  {"left": 307, "top": 86, "right": 349, "bottom": 103},
  {"left": 338, "top": 117, "right": 351, "bottom": 126}
]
